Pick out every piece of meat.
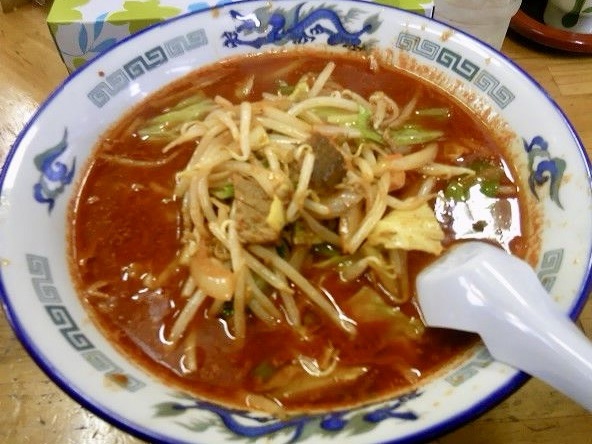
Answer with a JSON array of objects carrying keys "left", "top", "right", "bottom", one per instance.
[
  {"left": 232, "top": 174, "right": 279, "bottom": 244},
  {"left": 308, "top": 134, "right": 346, "bottom": 193}
]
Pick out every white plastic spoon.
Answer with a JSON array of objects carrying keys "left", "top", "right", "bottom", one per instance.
[{"left": 416, "top": 241, "right": 592, "bottom": 412}]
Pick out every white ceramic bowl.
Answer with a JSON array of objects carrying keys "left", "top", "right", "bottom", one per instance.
[{"left": 2, "top": 1, "right": 592, "bottom": 443}]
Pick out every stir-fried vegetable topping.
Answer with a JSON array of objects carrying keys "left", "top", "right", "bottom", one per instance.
[{"left": 132, "top": 61, "right": 500, "bottom": 344}]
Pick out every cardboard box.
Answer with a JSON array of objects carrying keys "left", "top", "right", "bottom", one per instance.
[{"left": 48, "top": 0, "right": 434, "bottom": 72}]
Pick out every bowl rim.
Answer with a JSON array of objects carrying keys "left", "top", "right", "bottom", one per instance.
[{"left": 1, "top": 1, "right": 592, "bottom": 443}]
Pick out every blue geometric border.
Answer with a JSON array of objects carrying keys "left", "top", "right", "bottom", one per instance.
[
  {"left": 396, "top": 31, "right": 515, "bottom": 109},
  {"left": 537, "top": 248, "right": 564, "bottom": 291},
  {"left": 87, "top": 29, "right": 208, "bottom": 108},
  {"left": 86, "top": 28, "right": 516, "bottom": 111},
  {"left": 26, "top": 253, "right": 145, "bottom": 392},
  {"left": 445, "top": 347, "right": 493, "bottom": 387}
]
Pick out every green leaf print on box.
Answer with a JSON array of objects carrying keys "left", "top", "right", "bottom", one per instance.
[
  {"left": 373, "top": 0, "right": 432, "bottom": 14},
  {"left": 52, "top": 0, "right": 90, "bottom": 21},
  {"left": 48, "top": 0, "right": 241, "bottom": 72},
  {"left": 47, "top": 0, "right": 90, "bottom": 35},
  {"left": 107, "top": 0, "right": 182, "bottom": 33},
  {"left": 51, "top": 12, "right": 127, "bottom": 70},
  {"left": 48, "top": 1, "right": 186, "bottom": 71}
]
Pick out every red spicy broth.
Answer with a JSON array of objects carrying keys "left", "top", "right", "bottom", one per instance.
[{"left": 69, "top": 50, "right": 529, "bottom": 413}]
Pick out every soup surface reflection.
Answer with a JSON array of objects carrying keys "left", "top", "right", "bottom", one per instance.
[{"left": 69, "top": 50, "right": 529, "bottom": 414}]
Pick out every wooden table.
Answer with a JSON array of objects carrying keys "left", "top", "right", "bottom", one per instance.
[{"left": 1, "top": 3, "right": 591, "bottom": 443}]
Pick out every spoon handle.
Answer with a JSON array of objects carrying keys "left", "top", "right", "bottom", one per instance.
[
  {"left": 417, "top": 242, "right": 592, "bottom": 412},
  {"left": 482, "top": 291, "right": 592, "bottom": 412}
]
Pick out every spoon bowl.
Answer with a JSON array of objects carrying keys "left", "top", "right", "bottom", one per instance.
[{"left": 417, "top": 241, "right": 592, "bottom": 412}]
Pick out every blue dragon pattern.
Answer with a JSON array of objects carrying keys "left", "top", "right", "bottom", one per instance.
[
  {"left": 154, "top": 390, "right": 421, "bottom": 443},
  {"left": 33, "top": 128, "right": 76, "bottom": 212},
  {"left": 222, "top": 3, "right": 380, "bottom": 49}
]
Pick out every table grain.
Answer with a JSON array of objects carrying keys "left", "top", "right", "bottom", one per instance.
[{"left": 1, "top": 4, "right": 591, "bottom": 443}]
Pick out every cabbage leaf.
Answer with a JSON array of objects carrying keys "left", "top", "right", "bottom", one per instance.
[{"left": 366, "top": 203, "right": 444, "bottom": 255}]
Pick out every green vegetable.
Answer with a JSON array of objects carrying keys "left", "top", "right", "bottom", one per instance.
[
  {"left": 148, "top": 100, "right": 215, "bottom": 126},
  {"left": 324, "top": 106, "right": 383, "bottom": 143},
  {"left": 325, "top": 111, "right": 358, "bottom": 125},
  {"left": 479, "top": 179, "right": 499, "bottom": 197},
  {"left": 389, "top": 125, "right": 443, "bottom": 145},
  {"left": 287, "top": 79, "right": 310, "bottom": 101},
  {"left": 309, "top": 237, "right": 350, "bottom": 267},
  {"left": 444, "top": 178, "right": 472, "bottom": 201},
  {"left": 277, "top": 79, "right": 294, "bottom": 96},
  {"left": 170, "top": 93, "right": 212, "bottom": 111},
  {"left": 355, "top": 106, "right": 383, "bottom": 143},
  {"left": 219, "top": 301, "right": 234, "bottom": 319},
  {"left": 252, "top": 361, "right": 276, "bottom": 382},
  {"left": 137, "top": 94, "right": 215, "bottom": 139},
  {"left": 444, "top": 158, "right": 503, "bottom": 201},
  {"left": 210, "top": 183, "right": 234, "bottom": 200}
]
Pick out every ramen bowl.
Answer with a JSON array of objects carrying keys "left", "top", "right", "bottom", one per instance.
[{"left": 1, "top": 1, "right": 591, "bottom": 443}]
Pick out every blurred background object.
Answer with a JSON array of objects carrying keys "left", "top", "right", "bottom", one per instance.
[
  {"left": 433, "top": 0, "right": 522, "bottom": 49},
  {"left": 1, "top": 0, "right": 31, "bottom": 13},
  {"left": 544, "top": 0, "right": 592, "bottom": 33}
]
